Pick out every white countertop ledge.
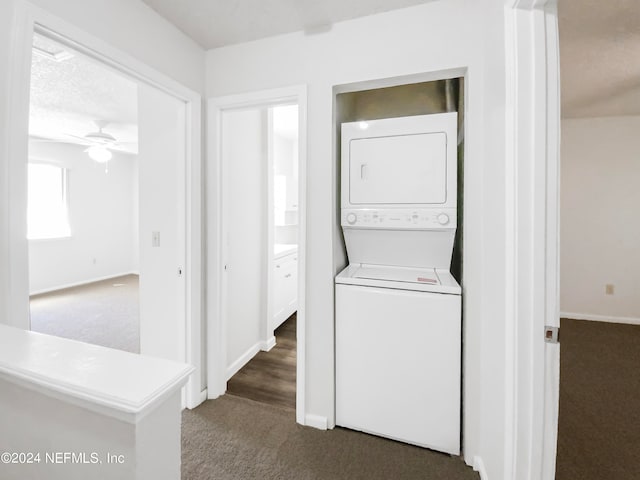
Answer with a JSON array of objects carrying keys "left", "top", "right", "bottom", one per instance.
[
  {"left": 274, "top": 243, "right": 298, "bottom": 259},
  {"left": 0, "top": 324, "right": 194, "bottom": 424}
]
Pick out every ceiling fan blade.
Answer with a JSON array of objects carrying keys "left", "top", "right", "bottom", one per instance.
[
  {"left": 109, "top": 145, "right": 138, "bottom": 155},
  {"left": 64, "top": 133, "right": 99, "bottom": 145}
]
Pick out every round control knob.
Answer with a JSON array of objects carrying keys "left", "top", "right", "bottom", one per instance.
[
  {"left": 346, "top": 213, "right": 357, "bottom": 225},
  {"left": 437, "top": 213, "right": 450, "bottom": 225}
]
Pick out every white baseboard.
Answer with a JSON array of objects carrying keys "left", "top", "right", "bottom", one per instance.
[
  {"left": 561, "top": 311, "right": 640, "bottom": 326},
  {"left": 473, "top": 456, "right": 488, "bottom": 480},
  {"left": 304, "top": 414, "right": 328, "bottom": 430},
  {"left": 30, "top": 271, "right": 139, "bottom": 296},
  {"left": 226, "top": 342, "right": 261, "bottom": 381},
  {"left": 207, "top": 386, "right": 223, "bottom": 400},
  {"left": 261, "top": 336, "right": 276, "bottom": 352}
]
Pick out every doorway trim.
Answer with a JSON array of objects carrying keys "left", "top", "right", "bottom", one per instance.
[
  {"left": 207, "top": 85, "right": 308, "bottom": 425},
  {"left": 503, "top": 1, "right": 560, "bottom": 478},
  {"left": 5, "top": 1, "right": 204, "bottom": 409}
]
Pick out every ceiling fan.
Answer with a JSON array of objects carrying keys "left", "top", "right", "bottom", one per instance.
[
  {"left": 66, "top": 120, "right": 120, "bottom": 164},
  {"left": 29, "top": 119, "right": 137, "bottom": 171}
]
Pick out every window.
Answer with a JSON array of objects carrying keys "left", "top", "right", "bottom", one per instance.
[{"left": 27, "top": 163, "right": 71, "bottom": 240}]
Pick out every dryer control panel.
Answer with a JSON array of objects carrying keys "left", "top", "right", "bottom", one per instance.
[{"left": 341, "top": 208, "right": 457, "bottom": 230}]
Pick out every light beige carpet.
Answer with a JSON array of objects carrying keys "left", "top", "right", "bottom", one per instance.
[
  {"left": 29, "top": 274, "right": 139, "bottom": 353},
  {"left": 181, "top": 394, "right": 478, "bottom": 480}
]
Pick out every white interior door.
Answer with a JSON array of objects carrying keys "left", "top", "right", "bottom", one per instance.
[
  {"left": 137, "top": 83, "right": 186, "bottom": 364},
  {"left": 222, "top": 108, "right": 266, "bottom": 377}
]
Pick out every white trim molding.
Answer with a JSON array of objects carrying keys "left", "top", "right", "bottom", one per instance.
[
  {"left": 473, "top": 456, "right": 488, "bottom": 480},
  {"left": 560, "top": 312, "right": 640, "bottom": 326},
  {"left": 504, "top": 0, "right": 560, "bottom": 479},
  {"left": 29, "top": 272, "right": 139, "bottom": 296},
  {"left": 304, "top": 414, "right": 328, "bottom": 430},
  {"left": 226, "top": 342, "right": 261, "bottom": 381},
  {"left": 262, "top": 336, "right": 277, "bottom": 352}
]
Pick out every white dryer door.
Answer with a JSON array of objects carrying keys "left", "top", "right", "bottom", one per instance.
[{"left": 349, "top": 132, "right": 447, "bottom": 205}]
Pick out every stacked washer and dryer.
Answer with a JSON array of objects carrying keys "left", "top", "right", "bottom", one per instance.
[{"left": 335, "top": 112, "right": 461, "bottom": 455}]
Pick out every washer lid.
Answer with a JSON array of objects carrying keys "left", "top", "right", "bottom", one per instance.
[
  {"left": 336, "top": 264, "right": 461, "bottom": 295},
  {"left": 353, "top": 265, "right": 440, "bottom": 285}
]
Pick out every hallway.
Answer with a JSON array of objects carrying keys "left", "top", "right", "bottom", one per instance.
[{"left": 227, "top": 314, "right": 296, "bottom": 410}]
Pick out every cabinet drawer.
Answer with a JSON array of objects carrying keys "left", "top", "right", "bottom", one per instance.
[
  {"left": 272, "top": 252, "right": 298, "bottom": 327},
  {"left": 274, "top": 252, "right": 297, "bottom": 271}
]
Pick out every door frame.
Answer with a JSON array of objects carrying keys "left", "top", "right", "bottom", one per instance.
[
  {"left": 207, "top": 85, "right": 308, "bottom": 425},
  {"left": 504, "top": 1, "right": 560, "bottom": 478},
  {"left": 4, "top": 1, "right": 204, "bottom": 408}
]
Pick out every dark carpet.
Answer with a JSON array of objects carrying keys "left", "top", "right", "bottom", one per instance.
[
  {"left": 227, "top": 314, "right": 296, "bottom": 410},
  {"left": 29, "top": 274, "right": 140, "bottom": 353},
  {"left": 181, "top": 395, "right": 477, "bottom": 480},
  {"left": 556, "top": 318, "right": 640, "bottom": 479}
]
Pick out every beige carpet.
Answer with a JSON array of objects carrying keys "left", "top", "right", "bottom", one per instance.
[
  {"left": 182, "top": 394, "right": 478, "bottom": 480},
  {"left": 29, "top": 274, "right": 140, "bottom": 353}
]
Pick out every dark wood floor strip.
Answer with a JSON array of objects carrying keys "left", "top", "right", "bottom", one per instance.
[{"left": 226, "top": 314, "right": 296, "bottom": 410}]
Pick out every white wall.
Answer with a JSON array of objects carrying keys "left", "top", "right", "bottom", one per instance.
[
  {"left": 223, "top": 108, "right": 266, "bottom": 371},
  {"left": 206, "top": 1, "right": 509, "bottom": 477},
  {"left": 28, "top": 141, "right": 138, "bottom": 294},
  {"left": 0, "top": 370, "right": 183, "bottom": 480},
  {"left": 561, "top": 116, "right": 640, "bottom": 322}
]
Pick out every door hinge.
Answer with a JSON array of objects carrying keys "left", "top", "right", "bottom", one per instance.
[
  {"left": 544, "top": 326, "right": 560, "bottom": 344},
  {"left": 178, "top": 266, "right": 183, "bottom": 276}
]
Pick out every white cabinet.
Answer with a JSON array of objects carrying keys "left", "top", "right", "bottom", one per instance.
[{"left": 272, "top": 250, "right": 297, "bottom": 330}]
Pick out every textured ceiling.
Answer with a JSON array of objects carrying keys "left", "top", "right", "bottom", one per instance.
[
  {"left": 559, "top": 0, "right": 640, "bottom": 118},
  {"left": 140, "top": 0, "right": 434, "bottom": 49},
  {"left": 29, "top": 33, "right": 138, "bottom": 154}
]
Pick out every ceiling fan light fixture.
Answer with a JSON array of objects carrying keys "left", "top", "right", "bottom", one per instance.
[{"left": 86, "top": 145, "right": 112, "bottom": 163}]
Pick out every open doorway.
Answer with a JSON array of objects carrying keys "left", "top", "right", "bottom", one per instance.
[
  {"left": 22, "top": 27, "right": 190, "bottom": 375},
  {"left": 27, "top": 32, "right": 141, "bottom": 353},
  {"left": 224, "top": 104, "right": 299, "bottom": 410},
  {"left": 555, "top": 1, "right": 640, "bottom": 478},
  {"left": 220, "top": 103, "right": 300, "bottom": 410},
  {"left": 207, "top": 87, "right": 307, "bottom": 421},
  {"left": 5, "top": 8, "right": 203, "bottom": 407}
]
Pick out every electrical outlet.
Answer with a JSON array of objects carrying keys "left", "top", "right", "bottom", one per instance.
[{"left": 605, "top": 284, "right": 614, "bottom": 295}]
